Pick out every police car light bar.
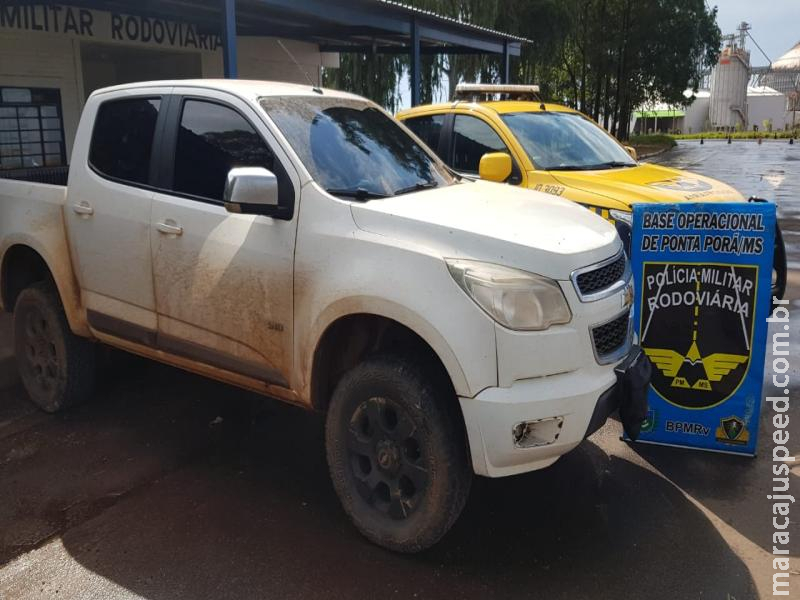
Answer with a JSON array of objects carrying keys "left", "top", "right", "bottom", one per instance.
[{"left": 454, "top": 83, "right": 541, "bottom": 101}]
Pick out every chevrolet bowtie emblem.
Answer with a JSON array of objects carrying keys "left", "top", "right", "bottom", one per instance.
[{"left": 622, "top": 282, "right": 634, "bottom": 310}]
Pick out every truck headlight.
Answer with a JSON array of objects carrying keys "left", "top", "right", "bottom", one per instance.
[
  {"left": 609, "top": 209, "right": 632, "bottom": 226},
  {"left": 446, "top": 259, "right": 571, "bottom": 331}
]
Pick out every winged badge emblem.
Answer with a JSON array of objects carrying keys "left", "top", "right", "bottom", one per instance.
[{"left": 644, "top": 341, "right": 748, "bottom": 391}]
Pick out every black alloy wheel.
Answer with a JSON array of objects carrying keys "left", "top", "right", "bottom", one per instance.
[
  {"left": 325, "top": 355, "right": 471, "bottom": 553},
  {"left": 347, "top": 395, "right": 428, "bottom": 520},
  {"left": 13, "top": 282, "right": 95, "bottom": 412}
]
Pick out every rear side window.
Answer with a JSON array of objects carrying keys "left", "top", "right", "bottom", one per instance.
[
  {"left": 451, "top": 114, "right": 508, "bottom": 173},
  {"left": 89, "top": 97, "right": 161, "bottom": 185},
  {"left": 173, "top": 99, "right": 276, "bottom": 202},
  {"left": 404, "top": 114, "right": 444, "bottom": 152}
]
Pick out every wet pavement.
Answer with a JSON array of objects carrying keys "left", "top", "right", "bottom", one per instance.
[
  {"left": 5, "top": 359, "right": 796, "bottom": 600},
  {"left": 0, "top": 139, "right": 797, "bottom": 599},
  {"left": 651, "top": 139, "right": 800, "bottom": 297}
]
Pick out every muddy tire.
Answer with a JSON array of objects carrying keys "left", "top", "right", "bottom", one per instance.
[
  {"left": 13, "top": 282, "right": 96, "bottom": 412},
  {"left": 325, "top": 355, "right": 471, "bottom": 553}
]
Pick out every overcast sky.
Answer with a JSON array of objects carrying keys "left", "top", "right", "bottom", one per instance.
[{"left": 711, "top": 0, "right": 799, "bottom": 66}]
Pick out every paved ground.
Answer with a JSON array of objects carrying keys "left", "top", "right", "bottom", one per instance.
[
  {"left": 0, "top": 139, "right": 797, "bottom": 599},
  {"left": 0, "top": 314, "right": 17, "bottom": 390}
]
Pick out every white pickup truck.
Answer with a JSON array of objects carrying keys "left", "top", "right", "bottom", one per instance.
[{"left": 0, "top": 79, "right": 649, "bottom": 552}]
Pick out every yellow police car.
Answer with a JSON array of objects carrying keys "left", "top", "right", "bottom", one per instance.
[{"left": 397, "top": 84, "right": 786, "bottom": 298}]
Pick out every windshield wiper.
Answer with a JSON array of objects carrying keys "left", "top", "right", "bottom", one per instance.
[
  {"left": 595, "top": 161, "right": 637, "bottom": 169},
  {"left": 549, "top": 164, "right": 603, "bottom": 171},
  {"left": 551, "top": 161, "right": 636, "bottom": 171},
  {"left": 393, "top": 180, "right": 439, "bottom": 195},
  {"left": 325, "top": 187, "right": 388, "bottom": 201}
]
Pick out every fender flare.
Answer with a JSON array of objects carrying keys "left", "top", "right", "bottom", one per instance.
[
  {"left": 299, "top": 295, "right": 470, "bottom": 402},
  {"left": 0, "top": 234, "right": 89, "bottom": 337}
]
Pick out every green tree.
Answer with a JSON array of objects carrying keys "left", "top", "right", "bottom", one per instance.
[
  {"left": 323, "top": 0, "right": 721, "bottom": 140},
  {"left": 322, "top": 53, "right": 406, "bottom": 112}
]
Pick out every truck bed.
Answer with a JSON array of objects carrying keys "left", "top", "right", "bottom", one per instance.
[
  {"left": 0, "top": 176, "right": 70, "bottom": 312},
  {"left": 0, "top": 166, "right": 69, "bottom": 187}
]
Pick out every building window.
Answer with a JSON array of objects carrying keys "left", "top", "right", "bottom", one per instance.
[{"left": 0, "top": 87, "right": 66, "bottom": 170}]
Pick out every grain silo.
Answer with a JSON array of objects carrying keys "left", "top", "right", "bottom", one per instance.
[
  {"left": 766, "top": 41, "right": 800, "bottom": 124},
  {"left": 709, "top": 23, "right": 751, "bottom": 129}
]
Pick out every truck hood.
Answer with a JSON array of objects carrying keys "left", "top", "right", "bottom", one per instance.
[
  {"left": 548, "top": 163, "right": 745, "bottom": 207},
  {"left": 350, "top": 179, "right": 620, "bottom": 280}
]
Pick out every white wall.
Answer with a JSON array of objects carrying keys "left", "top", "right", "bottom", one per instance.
[
  {"left": 683, "top": 96, "right": 709, "bottom": 134},
  {"left": 747, "top": 94, "right": 789, "bottom": 130},
  {"left": 0, "top": 31, "right": 84, "bottom": 162}
]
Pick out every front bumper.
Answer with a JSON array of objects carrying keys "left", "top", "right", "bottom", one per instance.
[
  {"left": 459, "top": 346, "right": 651, "bottom": 478},
  {"left": 584, "top": 344, "right": 651, "bottom": 439}
]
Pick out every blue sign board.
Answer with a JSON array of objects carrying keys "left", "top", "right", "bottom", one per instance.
[{"left": 630, "top": 202, "right": 776, "bottom": 455}]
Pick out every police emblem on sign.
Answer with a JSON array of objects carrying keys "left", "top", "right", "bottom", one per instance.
[
  {"left": 715, "top": 416, "right": 750, "bottom": 445},
  {"left": 640, "top": 262, "right": 756, "bottom": 409}
]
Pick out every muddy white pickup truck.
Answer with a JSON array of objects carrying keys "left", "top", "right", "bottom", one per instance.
[{"left": 0, "top": 80, "right": 649, "bottom": 552}]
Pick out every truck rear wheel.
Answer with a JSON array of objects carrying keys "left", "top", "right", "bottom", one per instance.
[
  {"left": 325, "top": 355, "right": 471, "bottom": 553},
  {"left": 13, "top": 282, "right": 96, "bottom": 413}
]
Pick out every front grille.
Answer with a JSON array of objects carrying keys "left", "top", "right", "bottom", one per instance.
[
  {"left": 576, "top": 253, "right": 626, "bottom": 297},
  {"left": 592, "top": 312, "right": 630, "bottom": 358}
]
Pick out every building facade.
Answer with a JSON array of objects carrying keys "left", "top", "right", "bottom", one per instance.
[
  {"left": 0, "top": 1, "right": 524, "bottom": 174},
  {"left": 0, "top": 3, "right": 335, "bottom": 168}
]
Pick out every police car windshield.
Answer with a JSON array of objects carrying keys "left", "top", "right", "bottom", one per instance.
[
  {"left": 501, "top": 111, "right": 636, "bottom": 171},
  {"left": 260, "top": 96, "right": 454, "bottom": 199}
]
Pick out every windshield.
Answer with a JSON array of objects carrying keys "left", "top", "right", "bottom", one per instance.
[
  {"left": 501, "top": 111, "right": 636, "bottom": 171},
  {"left": 260, "top": 96, "right": 455, "bottom": 198}
]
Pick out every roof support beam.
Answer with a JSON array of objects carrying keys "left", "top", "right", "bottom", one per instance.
[
  {"left": 418, "top": 22, "right": 512, "bottom": 55},
  {"left": 410, "top": 17, "right": 420, "bottom": 107},
  {"left": 502, "top": 40, "right": 512, "bottom": 83},
  {"left": 221, "top": 0, "right": 238, "bottom": 78},
  {"left": 318, "top": 44, "right": 500, "bottom": 55}
]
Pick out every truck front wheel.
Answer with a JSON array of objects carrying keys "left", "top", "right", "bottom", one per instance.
[
  {"left": 13, "top": 282, "right": 96, "bottom": 412},
  {"left": 325, "top": 355, "right": 471, "bottom": 553}
]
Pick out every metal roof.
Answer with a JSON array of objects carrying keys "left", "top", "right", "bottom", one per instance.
[
  {"left": 18, "top": 1, "right": 525, "bottom": 54},
  {"left": 772, "top": 41, "right": 800, "bottom": 71},
  {"left": 374, "top": 1, "right": 530, "bottom": 44}
]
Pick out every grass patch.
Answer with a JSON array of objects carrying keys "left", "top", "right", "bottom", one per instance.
[
  {"left": 629, "top": 134, "right": 677, "bottom": 147},
  {"left": 628, "top": 134, "right": 677, "bottom": 157},
  {"left": 672, "top": 130, "right": 797, "bottom": 140}
]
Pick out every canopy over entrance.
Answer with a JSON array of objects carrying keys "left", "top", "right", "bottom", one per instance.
[{"left": 26, "top": 0, "right": 527, "bottom": 105}]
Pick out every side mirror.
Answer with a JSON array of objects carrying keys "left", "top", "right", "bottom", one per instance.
[
  {"left": 624, "top": 145, "right": 638, "bottom": 161},
  {"left": 224, "top": 167, "right": 281, "bottom": 216},
  {"left": 478, "top": 152, "right": 513, "bottom": 183}
]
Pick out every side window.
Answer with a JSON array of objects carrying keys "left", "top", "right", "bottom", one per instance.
[
  {"left": 404, "top": 114, "right": 444, "bottom": 152},
  {"left": 451, "top": 115, "right": 508, "bottom": 173},
  {"left": 173, "top": 99, "right": 290, "bottom": 204},
  {"left": 89, "top": 97, "right": 161, "bottom": 185}
]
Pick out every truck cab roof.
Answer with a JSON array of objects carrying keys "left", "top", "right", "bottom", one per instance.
[
  {"left": 89, "top": 79, "right": 366, "bottom": 103},
  {"left": 399, "top": 100, "right": 578, "bottom": 118}
]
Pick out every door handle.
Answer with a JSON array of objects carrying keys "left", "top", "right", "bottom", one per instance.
[
  {"left": 156, "top": 220, "right": 183, "bottom": 236},
  {"left": 72, "top": 201, "right": 94, "bottom": 216}
]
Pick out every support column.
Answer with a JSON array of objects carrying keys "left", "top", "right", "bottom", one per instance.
[
  {"left": 222, "top": 0, "right": 238, "bottom": 78},
  {"left": 410, "top": 18, "right": 420, "bottom": 106},
  {"left": 502, "top": 40, "right": 510, "bottom": 84}
]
